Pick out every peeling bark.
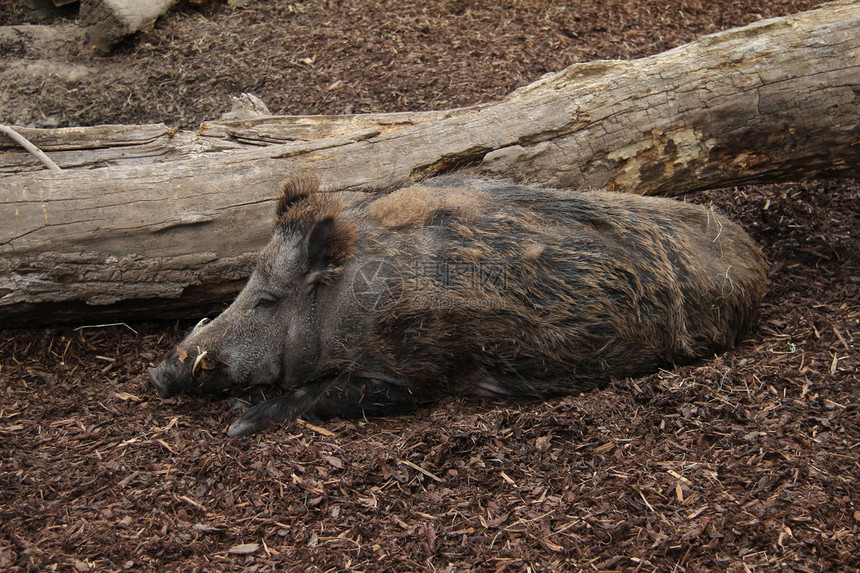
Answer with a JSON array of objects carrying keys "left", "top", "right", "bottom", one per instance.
[{"left": 1, "top": 1, "right": 858, "bottom": 326}]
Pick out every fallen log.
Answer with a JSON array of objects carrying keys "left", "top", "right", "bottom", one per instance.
[{"left": 1, "top": 1, "right": 858, "bottom": 327}]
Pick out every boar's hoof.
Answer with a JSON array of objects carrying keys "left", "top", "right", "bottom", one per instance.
[
  {"left": 226, "top": 400, "right": 272, "bottom": 437},
  {"left": 226, "top": 395, "right": 301, "bottom": 437},
  {"left": 226, "top": 415, "right": 264, "bottom": 438}
]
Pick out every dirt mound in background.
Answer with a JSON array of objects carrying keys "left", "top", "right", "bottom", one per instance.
[{"left": 1, "top": 1, "right": 857, "bottom": 571}]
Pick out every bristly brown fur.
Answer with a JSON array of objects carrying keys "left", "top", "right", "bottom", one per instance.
[
  {"left": 319, "top": 212, "right": 358, "bottom": 267},
  {"left": 277, "top": 172, "right": 322, "bottom": 220},
  {"left": 276, "top": 172, "right": 357, "bottom": 266},
  {"left": 368, "top": 184, "right": 490, "bottom": 229}
]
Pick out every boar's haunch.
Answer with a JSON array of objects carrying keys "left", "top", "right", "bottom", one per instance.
[{"left": 149, "top": 175, "right": 767, "bottom": 436}]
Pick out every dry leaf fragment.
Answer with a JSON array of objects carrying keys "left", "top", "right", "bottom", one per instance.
[
  {"left": 535, "top": 435, "right": 552, "bottom": 451},
  {"left": 180, "top": 495, "right": 206, "bottom": 511},
  {"left": 295, "top": 418, "right": 335, "bottom": 436},
  {"left": 594, "top": 442, "right": 614, "bottom": 454},
  {"left": 228, "top": 543, "right": 260, "bottom": 555},
  {"left": 399, "top": 459, "right": 444, "bottom": 482},
  {"left": 192, "top": 523, "right": 224, "bottom": 534}
]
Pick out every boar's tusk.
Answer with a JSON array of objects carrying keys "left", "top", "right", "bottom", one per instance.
[
  {"left": 193, "top": 317, "right": 211, "bottom": 332},
  {"left": 191, "top": 351, "right": 207, "bottom": 378},
  {"left": 192, "top": 350, "right": 217, "bottom": 379}
]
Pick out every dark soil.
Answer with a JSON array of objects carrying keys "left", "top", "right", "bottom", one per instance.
[{"left": 1, "top": 1, "right": 858, "bottom": 571}]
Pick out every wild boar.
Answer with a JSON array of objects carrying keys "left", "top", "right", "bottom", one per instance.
[{"left": 149, "top": 174, "right": 767, "bottom": 436}]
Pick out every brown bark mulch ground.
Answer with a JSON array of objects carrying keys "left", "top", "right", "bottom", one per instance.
[{"left": 1, "top": 1, "right": 858, "bottom": 571}]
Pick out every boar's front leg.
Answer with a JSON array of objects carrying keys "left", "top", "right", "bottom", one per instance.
[{"left": 226, "top": 373, "right": 425, "bottom": 437}]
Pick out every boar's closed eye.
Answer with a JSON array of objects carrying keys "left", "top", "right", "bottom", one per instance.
[{"left": 254, "top": 293, "right": 278, "bottom": 310}]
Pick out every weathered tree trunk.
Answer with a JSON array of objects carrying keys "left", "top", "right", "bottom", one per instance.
[{"left": 1, "top": 1, "right": 858, "bottom": 327}]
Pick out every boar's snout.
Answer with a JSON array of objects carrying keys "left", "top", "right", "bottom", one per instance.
[
  {"left": 148, "top": 358, "right": 183, "bottom": 398},
  {"left": 149, "top": 346, "right": 231, "bottom": 398}
]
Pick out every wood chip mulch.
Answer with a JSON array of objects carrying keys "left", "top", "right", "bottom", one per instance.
[{"left": 1, "top": 1, "right": 857, "bottom": 571}]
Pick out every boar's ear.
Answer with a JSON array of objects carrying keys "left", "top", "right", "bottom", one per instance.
[
  {"left": 277, "top": 172, "right": 320, "bottom": 220},
  {"left": 303, "top": 215, "right": 356, "bottom": 286}
]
